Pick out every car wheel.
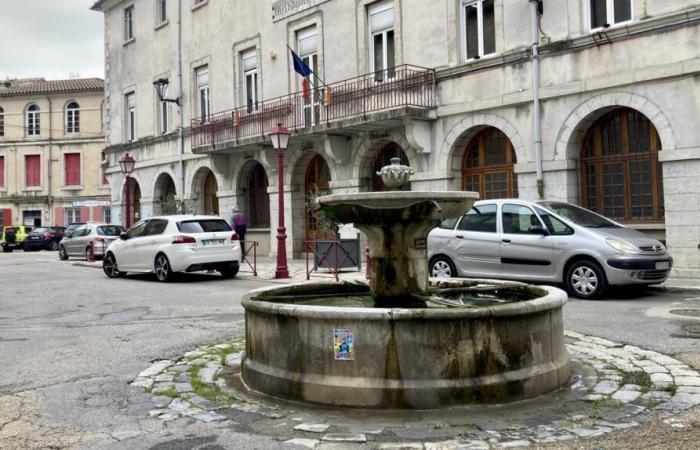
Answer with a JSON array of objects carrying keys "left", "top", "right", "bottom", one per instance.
[
  {"left": 430, "top": 256, "right": 457, "bottom": 278},
  {"left": 219, "top": 266, "right": 239, "bottom": 279},
  {"left": 103, "top": 253, "right": 125, "bottom": 278},
  {"left": 50, "top": 240, "right": 59, "bottom": 251},
  {"left": 566, "top": 260, "right": 607, "bottom": 299},
  {"left": 2, "top": 245, "right": 10, "bottom": 253},
  {"left": 154, "top": 253, "right": 174, "bottom": 282},
  {"left": 58, "top": 246, "right": 69, "bottom": 260}
]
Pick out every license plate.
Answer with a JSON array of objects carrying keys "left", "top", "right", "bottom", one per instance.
[
  {"left": 655, "top": 261, "right": 670, "bottom": 270},
  {"left": 202, "top": 239, "right": 225, "bottom": 247},
  {"left": 29, "top": 236, "right": 39, "bottom": 239}
]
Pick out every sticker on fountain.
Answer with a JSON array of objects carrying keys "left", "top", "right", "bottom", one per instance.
[{"left": 333, "top": 329, "right": 354, "bottom": 360}]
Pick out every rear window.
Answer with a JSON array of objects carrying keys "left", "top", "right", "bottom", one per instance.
[
  {"left": 97, "top": 225, "right": 124, "bottom": 236},
  {"left": 33, "top": 227, "right": 50, "bottom": 233},
  {"left": 177, "top": 219, "right": 231, "bottom": 233}
]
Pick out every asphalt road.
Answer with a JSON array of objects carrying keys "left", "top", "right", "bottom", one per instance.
[{"left": 0, "top": 251, "right": 698, "bottom": 449}]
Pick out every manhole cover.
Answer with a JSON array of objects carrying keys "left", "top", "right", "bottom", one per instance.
[
  {"left": 670, "top": 309, "right": 700, "bottom": 317},
  {"left": 681, "top": 323, "right": 700, "bottom": 338}
]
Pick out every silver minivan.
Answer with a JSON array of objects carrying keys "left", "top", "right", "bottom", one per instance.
[{"left": 427, "top": 199, "right": 672, "bottom": 299}]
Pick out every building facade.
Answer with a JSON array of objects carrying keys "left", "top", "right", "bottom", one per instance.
[
  {"left": 93, "top": 0, "right": 700, "bottom": 275},
  {"left": 0, "top": 78, "right": 109, "bottom": 228}
]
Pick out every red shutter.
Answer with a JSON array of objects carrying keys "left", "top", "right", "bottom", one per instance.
[
  {"left": 2, "top": 208, "right": 12, "bottom": 226},
  {"left": 25, "top": 155, "right": 41, "bottom": 187},
  {"left": 91, "top": 206, "right": 102, "bottom": 222},
  {"left": 65, "top": 153, "right": 81, "bottom": 186},
  {"left": 0, "top": 155, "right": 5, "bottom": 187},
  {"left": 80, "top": 207, "right": 89, "bottom": 222},
  {"left": 54, "top": 207, "right": 64, "bottom": 227}
]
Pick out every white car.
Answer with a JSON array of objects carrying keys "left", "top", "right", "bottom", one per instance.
[{"left": 102, "top": 215, "right": 241, "bottom": 282}]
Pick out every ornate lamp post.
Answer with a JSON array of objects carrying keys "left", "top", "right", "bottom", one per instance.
[
  {"left": 269, "top": 123, "right": 291, "bottom": 279},
  {"left": 118, "top": 153, "right": 136, "bottom": 228}
]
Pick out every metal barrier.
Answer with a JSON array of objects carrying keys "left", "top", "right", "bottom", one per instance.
[
  {"left": 240, "top": 241, "right": 258, "bottom": 277},
  {"left": 304, "top": 238, "right": 362, "bottom": 282}
]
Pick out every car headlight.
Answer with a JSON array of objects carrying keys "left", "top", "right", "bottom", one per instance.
[
  {"left": 606, "top": 238, "right": 637, "bottom": 254},
  {"left": 656, "top": 241, "right": 667, "bottom": 252}
]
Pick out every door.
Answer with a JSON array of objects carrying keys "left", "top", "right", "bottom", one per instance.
[
  {"left": 140, "top": 219, "right": 169, "bottom": 269},
  {"left": 451, "top": 203, "right": 501, "bottom": 277},
  {"left": 118, "top": 220, "right": 149, "bottom": 271},
  {"left": 67, "top": 225, "right": 88, "bottom": 255},
  {"left": 499, "top": 203, "right": 555, "bottom": 280},
  {"left": 304, "top": 155, "right": 332, "bottom": 241}
]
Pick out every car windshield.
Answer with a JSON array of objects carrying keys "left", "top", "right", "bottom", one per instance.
[
  {"left": 539, "top": 202, "right": 620, "bottom": 228},
  {"left": 177, "top": 219, "right": 231, "bottom": 233},
  {"left": 97, "top": 225, "right": 124, "bottom": 236}
]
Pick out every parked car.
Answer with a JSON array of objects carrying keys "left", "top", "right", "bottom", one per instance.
[
  {"left": 23, "top": 226, "right": 66, "bottom": 251},
  {"left": 1, "top": 225, "right": 33, "bottom": 252},
  {"left": 427, "top": 199, "right": 673, "bottom": 299},
  {"left": 59, "top": 223, "right": 125, "bottom": 260},
  {"left": 102, "top": 215, "right": 241, "bottom": 281}
]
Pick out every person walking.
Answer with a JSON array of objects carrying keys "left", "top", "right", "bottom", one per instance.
[{"left": 229, "top": 206, "right": 247, "bottom": 260}]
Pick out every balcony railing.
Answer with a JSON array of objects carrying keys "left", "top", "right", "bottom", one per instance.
[{"left": 191, "top": 64, "right": 436, "bottom": 149}]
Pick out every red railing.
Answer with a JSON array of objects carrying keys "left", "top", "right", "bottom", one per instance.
[{"left": 191, "top": 64, "right": 436, "bottom": 148}]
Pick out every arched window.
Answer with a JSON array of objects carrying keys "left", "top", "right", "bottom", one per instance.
[
  {"left": 26, "top": 104, "right": 40, "bottom": 136},
  {"left": 0, "top": 106, "right": 4, "bottom": 137},
  {"left": 305, "top": 154, "right": 332, "bottom": 240},
  {"left": 66, "top": 101, "right": 80, "bottom": 134},
  {"left": 372, "top": 142, "right": 409, "bottom": 191},
  {"left": 246, "top": 163, "right": 269, "bottom": 228},
  {"left": 462, "top": 127, "right": 518, "bottom": 199},
  {"left": 581, "top": 108, "right": 664, "bottom": 222}
]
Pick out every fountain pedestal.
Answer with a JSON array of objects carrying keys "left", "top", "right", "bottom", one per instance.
[{"left": 319, "top": 192, "right": 478, "bottom": 306}]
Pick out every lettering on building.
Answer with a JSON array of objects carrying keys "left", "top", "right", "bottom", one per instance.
[{"left": 272, "top": 0, "right": 329, "bottom": 22}]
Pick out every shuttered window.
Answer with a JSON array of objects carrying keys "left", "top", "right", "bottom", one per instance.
[
  {"left": 25, "top": 155, "right": 41, "bottom": 187},
  {"left": 65, "top": 153, "right": 81, "bottom": 186}
]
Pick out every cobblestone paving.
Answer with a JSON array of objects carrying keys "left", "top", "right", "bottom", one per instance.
[{"left": 131, "top": 332, "right": 700, "bottom": 449}]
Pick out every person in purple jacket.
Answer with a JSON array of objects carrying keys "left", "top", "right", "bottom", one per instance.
[{"left": 229, "top": 206, "right": 247, "bottom": 260}]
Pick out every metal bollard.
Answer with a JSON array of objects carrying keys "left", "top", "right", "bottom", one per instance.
[{"left": 87, "top": 241, "right": 95, "bottom": 262}]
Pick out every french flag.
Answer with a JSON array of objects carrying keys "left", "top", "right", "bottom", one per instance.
[{"left": 290, "top": 48, "right": 313, "bottom": 100}]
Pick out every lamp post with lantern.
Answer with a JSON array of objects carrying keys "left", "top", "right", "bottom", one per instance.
[
  {"left": 269, "top": 123, "right": 291, "bottom": 279},
  {"left": 118, "top": 153, "right": 136, "bottom": 228}
]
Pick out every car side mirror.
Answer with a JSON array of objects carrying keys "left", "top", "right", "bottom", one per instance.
[
  {"left": 528, "top": 224, "right": 548, "bottom": 235},
  {"left": 119, "top": 233, "right": 129, "bottom": 240},
  {"left": 65, "top": 231, "right": 73, "bottom": 238}
]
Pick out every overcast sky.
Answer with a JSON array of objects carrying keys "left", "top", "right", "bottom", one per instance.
[{"left": 0, "top": 0, "right": 104, "bottom": 81}]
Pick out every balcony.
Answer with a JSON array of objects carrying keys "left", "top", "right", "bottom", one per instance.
[{"left": 191, "top": 64, "right": 436, "bottom": 151}]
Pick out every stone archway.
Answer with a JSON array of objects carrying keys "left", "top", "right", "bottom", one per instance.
[
  {"left": 122, "top": 178, "right": 141, "bottom": 228},
  {"left": 461, "top": 127, "right": 519, "bottom": 199},
  {"left": 236, "top": 161, "right": 270, "bottom": 229},
  {"left": 190, "top": 166, "right": 220, "bottom": 215},
  {"left": 153, "top": 173, "right": 177, "bottom": 215}
]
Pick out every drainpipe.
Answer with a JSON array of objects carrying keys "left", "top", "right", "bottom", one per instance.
[
  {"left": 47, "top": 96, "right": 53, "bottom": 225},
  {"left": 529, "top": 0, "right": 544, "bottom": 199},
  {"left": 177, "top": 0, "right": 185, "bottom": 204}
]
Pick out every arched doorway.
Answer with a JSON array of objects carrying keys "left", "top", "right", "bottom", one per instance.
[
  {"left": 372, "top": 142, "right": 410, "bottom": 191},
  {"left": 154, "top": 173, "right": 177, "bottom": 214},
  {"left": 580, "top": 107, "right": 664, "bottom": 223},
  {"left": 203, "top": 171, "right": 219, "bottom": 215},
  {"left": 304, "top": 154, "right": 332, "bottom": 241},
  {"left": 461, "top": 127, "right": 518, "bottom": 199},
  {"left": 123, "top": 178, "right": 141, "bottom": 228},
  {"left": 244, "top": 162, "right": 270, "bottom": 228}
]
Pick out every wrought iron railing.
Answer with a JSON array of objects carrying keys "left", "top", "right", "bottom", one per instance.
[{"left": 191, "top": 64, "right": 436, "bottom": 148}]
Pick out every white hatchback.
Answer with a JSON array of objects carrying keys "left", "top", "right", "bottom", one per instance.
[{"left": 103, "top": 215, "right": 242, "bottom": 282}]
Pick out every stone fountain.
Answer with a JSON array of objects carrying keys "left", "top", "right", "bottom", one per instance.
[{"left": 241, "top": 158, "right": 570, "bottom": 409}]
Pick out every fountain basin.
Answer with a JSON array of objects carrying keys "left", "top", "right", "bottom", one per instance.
[{"left": 241, "top": 279, "right": 571, "bottom": 409}]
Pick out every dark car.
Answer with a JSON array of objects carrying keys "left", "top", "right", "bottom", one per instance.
[{"left": 23, "top": 226, "right": 67, "bottom": 251}]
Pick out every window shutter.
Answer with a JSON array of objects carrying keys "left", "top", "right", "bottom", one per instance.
[
  {"left": 65, "top": 153, "right": 81, "bottom": 185},
  {"left": 369, "top": 2, "right": 393, "bottom": 32},
  {"left": 91, "top": 206, "right": 102, "bottom": 222},
  {"left": 0, "top": 155, "right": 4, "bottom": 187},
  {"left": 80, "top": 207, "right": 90, "bottom": 223},
  {"left": 54, "top": 207, "right": 64, "bottom": 227},
  {"left": 25, "top": 155, "right": 41, "bottom": 187},
  {"left": 2, "top": 208, "right": 12, "bottom": 226}
]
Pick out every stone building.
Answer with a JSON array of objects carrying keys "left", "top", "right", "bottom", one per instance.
[
  {"left": 92, "top": 0, "right": 699, "bottom": 275},
  {"left": 0, "top": 78, "right": 109, "bottom": 228}
]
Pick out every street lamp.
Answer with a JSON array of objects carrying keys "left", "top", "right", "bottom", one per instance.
[
  {"left": 269, "top": 123, "right": 291, "bottom": 279},
  {"left": 152, "top": 78, "right": 181, "bottom": 106},
  {"left": 119, "top": 153, "right": 136, "bottom": 228}
]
